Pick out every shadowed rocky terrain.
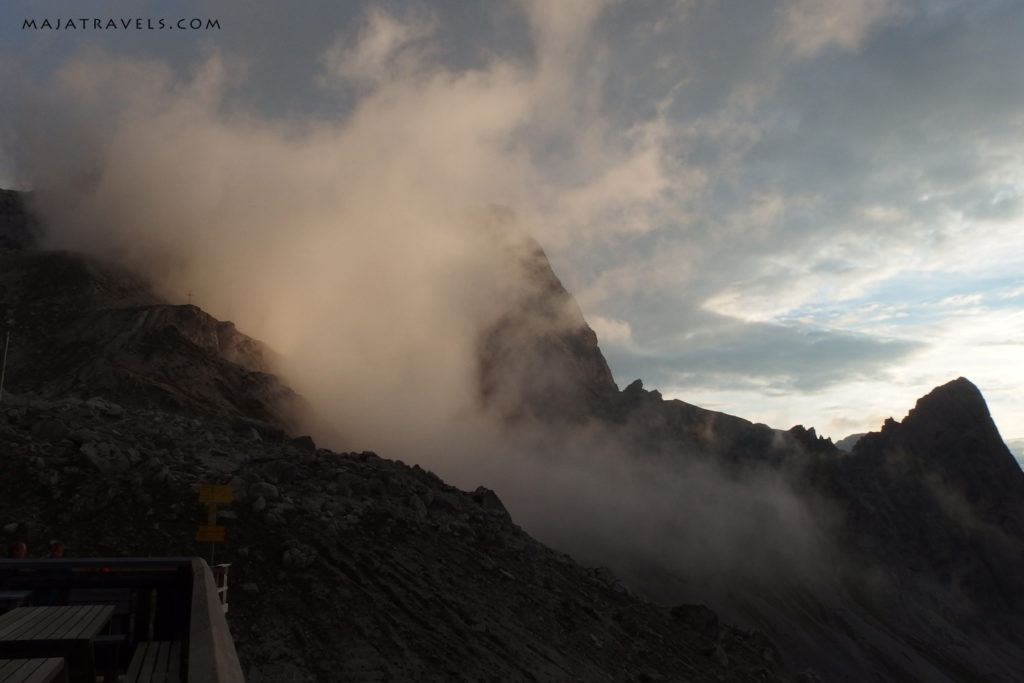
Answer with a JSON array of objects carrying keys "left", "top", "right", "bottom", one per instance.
[
  {"left": 475, "top": 231, "right": 1024, "bottom": 681},
  {"left": 0, "top": 244, "right": 304, "bottom": 427},
  {"left": 0, "top": 392, "right": 790, "bottom": 682},
  {"left": 3, "top": 187, "right": 1024, "bottom": 681},
  {"left": 1, "top": 189, "right": 793, "bottom": 680}
]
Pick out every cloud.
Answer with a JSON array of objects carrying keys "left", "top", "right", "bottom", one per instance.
[
  {"left": 542, "top": 117, "right": 682, "bottom": 244},
  {"left": 482, "top": 422, "right": 836, "bottom": 597},
  {"left": 0, "top": 33, "right": 545, "bottom": 455},
  {"left": 3, "top": 0, "right": 1024, "bottom": 596},
  {"left": 588, "top": 314, "right": 633, "bottom": 346},
  {"left": 0, "top": 1, "right": 659, "bottom": 476},
  {"left": 0, "top": 0, "right": 852, "bottom": 601},
  {"left": 776, "top": 0, "right": 905, "bottom": 58},
  {"left": 1007, "top": 439, "right": 1024, "bottom": 466},
  {"left": 549, "top": 1, "right": 1024, "bottom": 448},
  {"left": 601, "top": 310, "right": 924, "bottom": 394},
  {"left": 938, "top": 293, "right": 984, "bottom": 308},
  {"left": 320, "top": 7, "right": 438, "bottom": 88}
]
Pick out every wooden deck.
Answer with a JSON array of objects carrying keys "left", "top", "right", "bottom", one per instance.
[
  {"left": 126, "top": 641, "right": 182, "bottom": 683},
  {"left": 0, "top": 658, "right": 68, "bottom": 683},
  {"left": 0, "top": 558, "right": 244, "bottom": 682},
  {"left": 0, "top": 606, "right": 113, "bottom": 683}
]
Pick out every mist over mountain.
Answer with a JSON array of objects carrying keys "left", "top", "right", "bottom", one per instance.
[
  {"left": 474, "top": 227, "right": 1024, "bottom": 680},
  {"left": 3, "top": 189, "right": 1024, "bottom": 681},
  {"left": 0, "top": 189, "right": 796, "bottom": 681}
]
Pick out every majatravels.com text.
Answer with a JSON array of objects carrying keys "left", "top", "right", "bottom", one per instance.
[{"left": 23, "top": 18, "right": 221, "bottom": 31}]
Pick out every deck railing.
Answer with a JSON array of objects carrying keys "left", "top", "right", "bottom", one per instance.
[{"left": 0, "top": 557, "right": 244, "bottom": 682}]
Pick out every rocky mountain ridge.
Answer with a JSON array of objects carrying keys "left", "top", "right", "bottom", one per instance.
[
  {"left": 0, "top": 191, "right": 794, "bottom": 680},
  {"left": 0, "top": 246, "right": 304, "bottom": 428},
  {"left": 487, "top": 274, "right": 1024, "bottom": 680},
  {"left": 4, "top": 188, "right": 1024, "bottom": 681},
  {"left": 470, "top": 212, "right": 1024, "bottom": 681},
  {"left": 0, "top": 387, "right": 790, "bottom": 681}
]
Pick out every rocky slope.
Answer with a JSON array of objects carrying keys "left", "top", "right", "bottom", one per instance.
[
  {"left": 478, "top": 238, "right": 621, "bottom": 424},
  {"left": 471, "top": 226, "right": 1024, "bottom": 681},
  {"left": 4, "top": 188, "right": 1024, "bottom": 681},
  {"left": 730, "top": 377, "right": 1024, "bottom": 683},
  {"left": 0, "top": 191, "right": 792, "bottom": 680},
  {"left": 0, "top": 247, "right": 304, "bottom": 429},
  {"left": 0, "top": 386, "right": 789, "bottom": 682},
  {"left": 490, "top": 307, "right": 1024, "bottom": 679}
]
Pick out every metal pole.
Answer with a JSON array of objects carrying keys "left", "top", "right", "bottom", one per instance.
[{"left": 0, "top": 331, "right": 9, "bottom": 403}]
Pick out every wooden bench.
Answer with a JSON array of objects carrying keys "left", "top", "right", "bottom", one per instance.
[
  {"left": 126, "top": 641, "right": 181, "bottom": 683},
  {"left": 0, "top": 605, "right": 113, "bottom": 683},
  {"left": 0, "top": 657, "right": 68, "bottom": 683}
]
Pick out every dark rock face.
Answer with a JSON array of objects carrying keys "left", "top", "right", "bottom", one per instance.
[
  {"left": 1, "top": 191, "right": 295, "bottom": 428},
  {"left": 752, "top": 378, "right": 1024, "bottom": 682},
  {"left": 0, "top": 247, "right": 303, "bottom": 429},
  {"left": 5, "top": 188, "right": 1024, "bottom": 681},
  {"left": 819, "top": 379, "right": 1024, "bottom": 611},
  {"left": 858, "top": 377, "right": 1024, "bottom": 530},
  {"left": 477, "top": 239, "right": 621, "bottom": 423},
  {"left": 0, "top": 192, "right": 791, "bottom": 681},
  {"left": 471, "top": 239, "right": 1024, "bottom": 681},
  {"left": 0, "top": 383, "right": 792, "bottom": 682},
  {"left": 0, "top": 189, "right": 39, "bottom": 250}
]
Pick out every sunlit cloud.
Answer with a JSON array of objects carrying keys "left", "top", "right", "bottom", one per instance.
[{"left": 2, "top": 0, "right": 1023, "bottom": 449}]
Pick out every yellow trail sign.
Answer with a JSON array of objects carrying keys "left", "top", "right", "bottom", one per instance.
[
  {"left": 199, "top": 485, "right": 234, "bottom": 503},
  {"left": 197, "top": 483, "right": 232, "bottom": 555},
  {"left": 195, "top": 525, "right": 226, "bottom": 543}
]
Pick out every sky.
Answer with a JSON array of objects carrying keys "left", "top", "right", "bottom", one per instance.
[{"left": 2, "top": 0, "right": 1023, "bottom": 456}]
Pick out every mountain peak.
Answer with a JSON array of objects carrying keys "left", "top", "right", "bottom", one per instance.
[
  {"left": 905, "top": 376, "right": 989, "bottom": 428},
  {"left": 869, "top": 377, "right": 998, "bottom": 445},
  {"left": 897, "top": 376, "right": 1006, "bottom": 454},
  {"left": 861, "top": 376, "right": 1024, "bottom": 524},
  {"left": 477, "top": 238, "right": 620, "bottom": 422}
]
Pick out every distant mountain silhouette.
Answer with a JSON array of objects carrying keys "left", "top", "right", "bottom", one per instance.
[
  {"left": 833, "top": 432, "right": 866, "bottom": 451},
  {"left": 474, "top": 227, "right": 1024, "bottom": 681}
]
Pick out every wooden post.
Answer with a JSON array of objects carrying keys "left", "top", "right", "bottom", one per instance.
[
  {"left": 0, "top": 331, "right": 9, "bottom": 402},
  {"left": 206, "top": 494, "right": 218, "bottom": 566}
]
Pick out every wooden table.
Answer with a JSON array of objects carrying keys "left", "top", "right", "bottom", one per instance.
[
  {"left": 0, "top": 657, "right": 68, "bottom": 682},
  {"left": 0, "top": 606, "right": 114, "bottom": 683}
]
